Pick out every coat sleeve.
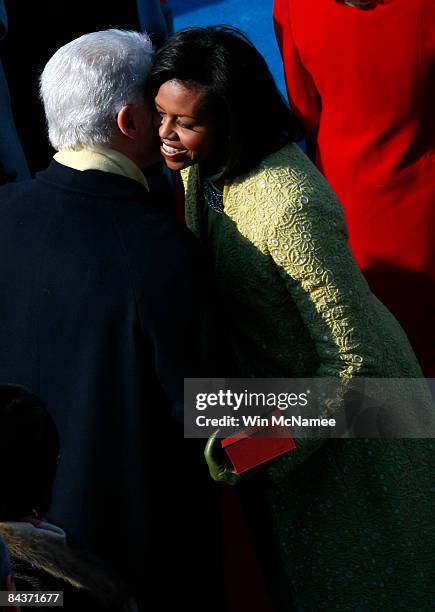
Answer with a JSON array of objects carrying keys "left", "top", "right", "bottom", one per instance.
[
  {"left": 273, "top": 0, "right": 321, "bottom": 139},
  {"left": 262, "top": 167, "right": 386, "bottom": 484}
]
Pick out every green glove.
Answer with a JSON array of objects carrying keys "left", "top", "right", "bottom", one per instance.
[{"left": 204, "top": 430, "right": 240, "bottom": 486}]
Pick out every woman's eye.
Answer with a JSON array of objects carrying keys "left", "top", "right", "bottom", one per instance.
[{"left": 177, "top": 120, "right": 195, "bottom": 129}]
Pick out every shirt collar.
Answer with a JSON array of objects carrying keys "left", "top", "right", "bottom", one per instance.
[{"left": 54, "top": 146, "right": 149, "bottom": 191}]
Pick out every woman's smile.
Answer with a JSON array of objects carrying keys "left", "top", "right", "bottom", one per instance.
[{"left": 161, "top": 141, "right": 188, "bottom": 158}]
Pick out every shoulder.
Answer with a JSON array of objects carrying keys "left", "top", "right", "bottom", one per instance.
[
  {"left": 245, "top": 143, "right": 332, "bottom": 196},
  {"left": 116, "top": 208, "right": 202, "bottom": 313},
  {"left": 117, "top": 204, "right": 198, "bottom": 258},
  {"left": 115, "top": 206, "right": 200, "bottom": 287},
  {"left": 180, "top": 144, "right": 320, "bottom": 196},
  {"left": 229, "top": 144, "right": 347, "bottom": 228},
  {"left": 228, "top": 144, "right": 319, "bottom": 196}
]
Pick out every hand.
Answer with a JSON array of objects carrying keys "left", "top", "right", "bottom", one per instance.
[{"left": 204, "top": 430, "right": 240, "bottom": 486}]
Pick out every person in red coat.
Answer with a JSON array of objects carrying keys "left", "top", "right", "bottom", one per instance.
[{"left": 274, "top": 0, "right": 435, "bottom": 376}]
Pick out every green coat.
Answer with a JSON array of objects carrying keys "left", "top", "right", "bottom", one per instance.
[{"left": 182, "top": 144, "right": 435, "bottom": 611}]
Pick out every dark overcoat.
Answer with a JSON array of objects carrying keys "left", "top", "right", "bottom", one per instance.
[{"left": 0, "top": 161, "right": 204, "bottom": 599}]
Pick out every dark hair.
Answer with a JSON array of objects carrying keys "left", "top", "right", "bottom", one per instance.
[
  {"left": 149, "top": 25, "right": 302, "bottom": 180},
  {"left": 0, "top": 385, "right": 59, "bottom": 521}
]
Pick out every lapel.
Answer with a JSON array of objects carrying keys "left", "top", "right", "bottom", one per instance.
[
  {"left": 181, "top": 165, "right": 202, "bottom": 238},
  {"left": 181, "top": 164, "right": 234, "bottom": 240}
]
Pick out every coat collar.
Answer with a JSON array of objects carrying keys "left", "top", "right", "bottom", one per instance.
[
  {"left": 181, "top": 165, "right": 231, "bottom": 239},
  {"left": 181, "top": 165, "right": 202, "bottom": 238},
  {"left": 36, "top": 160, "right": 152, "bottom": 203}
]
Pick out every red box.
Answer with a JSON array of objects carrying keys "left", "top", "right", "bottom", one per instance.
[{"left": 221, "top": 410, "right": 296, "bottom": 474}]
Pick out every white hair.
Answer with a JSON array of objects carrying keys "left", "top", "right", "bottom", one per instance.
[{"left": 39, "top": 29, "right": 154, "bottom": 150}]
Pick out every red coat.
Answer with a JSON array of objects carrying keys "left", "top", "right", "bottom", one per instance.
[{"left": 274, "top": 0, "right": 435, "bottom": 375}]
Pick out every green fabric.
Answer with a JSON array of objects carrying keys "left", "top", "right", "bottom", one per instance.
[
  {"left": 182, "top": 144, "right": 435, "bottom": 611},
  {"left": 183, "top": 144, "right": 423, "bottom": 379}
]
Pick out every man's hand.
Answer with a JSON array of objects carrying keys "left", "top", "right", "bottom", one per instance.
[{"left": 204, "top": 430, "right": 240, "bottom": 486}]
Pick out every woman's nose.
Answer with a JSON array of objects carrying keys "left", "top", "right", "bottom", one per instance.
[{"left": 159, "top": 117, "right": 178, "bottom": 141}]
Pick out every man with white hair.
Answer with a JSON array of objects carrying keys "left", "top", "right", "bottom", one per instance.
[{"left": 0, "top": 29, "right": 203, "bottom": 608}]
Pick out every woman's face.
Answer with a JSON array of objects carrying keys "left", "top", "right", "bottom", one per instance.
[{"left": 155, "top": 80, "right": 220, "bottom": 172}]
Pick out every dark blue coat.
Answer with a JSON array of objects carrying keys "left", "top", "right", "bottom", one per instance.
[{"left": 0, "top": 160, "right": 202, "bottom": 592}]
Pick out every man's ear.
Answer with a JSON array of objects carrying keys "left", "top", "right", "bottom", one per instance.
[{"left": 117, "top": 105, "right": 138, "bottom": 140}]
